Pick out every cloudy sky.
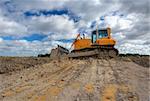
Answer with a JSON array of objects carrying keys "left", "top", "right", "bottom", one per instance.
[{"left": 0, "top": 0, "right": 149, "bottom": 56}]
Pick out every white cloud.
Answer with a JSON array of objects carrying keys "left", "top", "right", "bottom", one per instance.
[
  {"left": 112, "top": 32, "right": 126, "bottom": 41},
  {"left": 104, "top": 16, "right": 119, "bottom": 28},
  {"left": 27, "top": 15, "right": 77, "bottom": 39},
  {"left": 30, "top": 15, "right": 76, "bottom": 33},
  {"left": 118, "top": 43, "right": 150, "bottom": 55},
  {"left": 0, "top": 38, "right": 72, "bottom": 56},
  {"left": 0, "top": 39, "right": 51, "bottom": 56},
  {"left": 50, "top": 40, "right": 71, "bottom": 49},
  {"left": 0, "top": 9, "right": 27, "bottom": 37},
  {"left": 0, "top": 18, "right": 27, "bottom": 36},
  {"left": 118, "top": 18, "right": 133, "bottom": 30},
  {"left": 103, "top": 14, "right": 134, "bottom": 30},
  {"left": 65, "top": 0, "right": 120, "bottom": 23},
  {"left": 0, "top": 37, "right": 3, "bottom": 43},
  {"left": 0, "top": 0, "right": 149, "bottom": 56}
]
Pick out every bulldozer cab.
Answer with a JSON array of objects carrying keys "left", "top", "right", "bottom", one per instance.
[{"left": 91, "top": 29, "right": 108, "bottom": 43}]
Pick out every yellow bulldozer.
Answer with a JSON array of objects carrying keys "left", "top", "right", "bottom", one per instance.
[{"left": 50, "top": 27, "right": 118, "bottom": 59}]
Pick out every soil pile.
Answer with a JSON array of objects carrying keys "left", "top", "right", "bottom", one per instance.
[{"left": 0, "top": 56, "right": 149, "bottom": 101}]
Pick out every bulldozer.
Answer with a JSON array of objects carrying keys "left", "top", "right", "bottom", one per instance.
[{"left": 50, "top": 27, "right": 118, "bottom": 59}]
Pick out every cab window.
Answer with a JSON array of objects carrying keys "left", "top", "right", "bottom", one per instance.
[{"left": 99, "top": 30, "right": 108, "bottom": 38}]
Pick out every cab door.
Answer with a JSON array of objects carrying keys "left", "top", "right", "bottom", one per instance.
[{"left": 91, "top": 31, "right": 97, "bottom": 43}]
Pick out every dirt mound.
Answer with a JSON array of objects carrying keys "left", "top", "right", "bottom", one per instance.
[
  {"left": 129, "top": 56, "right": 149, "bottom": 67},
  {"left": 0, "top": 56, "right": 149, "bottom": 101},
  {"left": 119, "top": 55, "right": 149, "bottom": 67},
  {"left": 0, "top": 57, "right": 51, "bottom": 74}
]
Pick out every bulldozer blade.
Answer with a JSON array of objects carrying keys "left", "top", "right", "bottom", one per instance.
[
  {"left": 50, "top": 45, "right": 69, "bottom": 59},
  {"left": 68, "top": 49, "right": 99, "bottom": 58},
  {"left": 57, "top": 45, "right": 69, "bottom": 54}
]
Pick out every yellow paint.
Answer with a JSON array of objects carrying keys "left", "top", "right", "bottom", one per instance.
[
  {"left": 84, "top": 83, "right": 94, "bottom": 93},
  {"left": 74, "top": 39, "right": 91, "bottom": 50},
  {"left": 73, "top": 27, "right": 116, "bottom": 50},
  {"left": 96, "top": 38, "right": 115, "bottom": 46}
]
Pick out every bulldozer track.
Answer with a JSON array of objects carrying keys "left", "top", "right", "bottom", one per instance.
[
  {"left": 30, "top": 61, "right": 90, "bottom": 100},
  {"left": 1, "top": 57, "right": 148, "bottom": 101},
  {"left": 1, "top": 60, "right": 89, "bottom": 101},
  {"left": 0, "top": 63, "right": 71, "bottom": 94},
  {"left": 0, "top": 62, "right": 78, "bottom": 100}
]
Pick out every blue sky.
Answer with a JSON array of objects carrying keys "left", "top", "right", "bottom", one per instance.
[
  {"left": 24, "top": 9, "right": 69, "bottom": 16},
  {"left": 0, "top": 0, "right": 149, "bottom": 56}
]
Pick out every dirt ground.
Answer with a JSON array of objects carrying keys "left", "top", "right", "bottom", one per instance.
[
  {"left": 0, "top": 57, "right": 51, "bottom": 74},
  {"left": 0, "top": 56, "right": 149, "bottom": 101}
]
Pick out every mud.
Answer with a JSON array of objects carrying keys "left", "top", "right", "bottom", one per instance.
[
  {"left": 0, "top": 56, "right": 149, "bottom": 101},
  {"left": 0, "top": 57, "right": 51, "bottom": 74}
]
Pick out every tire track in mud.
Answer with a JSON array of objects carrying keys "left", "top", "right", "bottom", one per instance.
[
  {"left": 1, "top": 59, "right": 112, "bottom": 101},
  {"left": 0, "top": 62, "right": 71, "bottom": 100},
  {"left": 96, "top": 59, "right": 116, "bottom": 85},
  {"left": 56, "top": 59, "right": 115, "bottom": 101},
  {"left": 102, "top": 59, "right": 139, "bottom": 101},
  {"left": 107, "top": 59, "right": 121, "bottom": 84},
  {"left": 0, "top": 61, "right": 79, "bottom": 101},
  {"left": 1, "top": 60, "right": 91, "bottom": 101},
  {"left": 30, "top": 60, "right": 91, "bottom": 101},
  {"left": 0, "top": 58, "right": 142, "bottom": 101},
  {"left": 55, "top": 59, "right": 98, "bottom": 101},
  {"left": 0, "top": 66, "right": 62, "bottom": 93}
]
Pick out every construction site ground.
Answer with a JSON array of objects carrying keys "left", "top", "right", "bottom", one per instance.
[{"left": 0, "top": 56, "right": 149, "bottom": 101}]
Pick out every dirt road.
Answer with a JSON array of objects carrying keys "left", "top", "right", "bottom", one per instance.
[{"left": 0, "top": 57, "right": 149, "bottom": 101}]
